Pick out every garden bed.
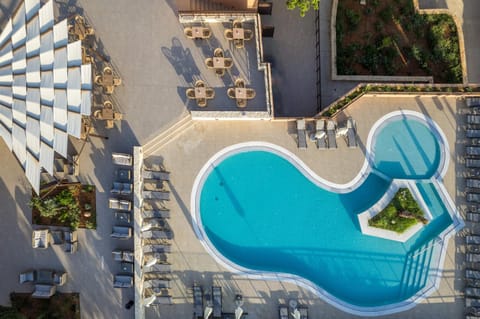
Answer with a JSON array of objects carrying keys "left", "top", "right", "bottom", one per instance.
[
  {"left": 336, "top": 0, "right": 462, "bottom": 83},
  {"left": 8, "top": 292, "right": 80, "bottom": 319},
  {"left": 369, "top": 188, "right": 427, "bottom": 233},
  {"left": 31, "top": 182, "right": 96, "bottom": 230}
]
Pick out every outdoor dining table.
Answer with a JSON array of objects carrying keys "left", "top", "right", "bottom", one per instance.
[
  {"left": 213, "top": 57, "right": 226, "bottom": 69},
  {"left": 233, "top": 28, "right": 245, "bottom": 39},
  {"left": 235, "top": 88, "right": 247, "bottom": 99},
  {"left": 101, "top": 107, "right": 114, "bottom": 120},
  {"left": 194, "top": 87, "right": 206, "bottom": 98},
  {"left": 102, "top": 70, "right": 114, "bottom": 87},
  {"left": 192, "top": 27, "right": 206, "bottom": 38}
]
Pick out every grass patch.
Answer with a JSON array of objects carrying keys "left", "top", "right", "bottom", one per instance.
[
  {"left": 368, "top": 188, "right": 427, "bottom": 233},
  {"left": 9, "top": 293, "right": 80, "bottom": 319}
]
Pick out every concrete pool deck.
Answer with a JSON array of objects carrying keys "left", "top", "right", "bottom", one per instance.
[{"left": 143, "top": 94, "right": 466, "bottom": 319}]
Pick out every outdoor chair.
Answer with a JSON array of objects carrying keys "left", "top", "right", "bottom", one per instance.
[
  {"left": 113, "top": 112, "right": 123, "bottom": 120},
  {"left": 224, "top": 58, "right": 233, "bottom": 69},
  {"left": 50, "top": 230, "right": 64, "bottom": 245},
  {"left": 113, "top": 275, "right": 133, "bottom": 288},
  {"left": 32, "top": 229, "right": 51, "bottom": 249},
  {"left": 244, "top": 29, "right": 254, "bottom": 40},
  {"left": 236, "top": 98, "right": 246, "bottom": 108},
  {"left": 205, "top": 88, "right": 215, "bottom": 99},
  {"left": 215, "top": 68, "right": 225, "bottom": 77},
  {"left": 112, "top": 152, "right": 133, "bottom": 166},
  {"left": 296, "top": 119, "right": 307, "bottom": 150},
  {"left": 186, "top": 88, "right": 196, "bottom": 99},
  {"left": 246, "top": 88, "right": 256, "bottom": 99},
  {"left": 213, "top": 286, "right": 222, "bottom": 319},
  {"left": 197, "top": 98, "right": 207, "bottom": 108},
  {"left": 233, "top": 20, "right": 242, "bottom": 28},
  {"left": 94, "top": 75, "right": 103, "bottom": 85},
  {"left": 213, "top": 48, "right": 224, "bottom": 58},
  {"left": 326, "top": 120, "right": 337, "bottom": 149},
  {"left": 202, "top": 28, "right": 212, "bottom": 38},
  {"left": 19, "top": 270, "right": 36, "bottom": 284},
  {"left": 184, "top": 27, "right": 194, "bottom": 39},
  {"left": 227, "top": 88, "right": 236, "bottom": 99},
  {"left": 224, "top": 29, "right": 234, "bottom": 40},
  {"left": 205, "top": 58, "right": 214, "bottom": 69},
  {"left": 120, "top": 183, "right": 132, "bottom": 195},
  {"left": 111, "top": 226, "right": 132, "bottom": 239},
  {"left": 314, "top": 119, "right": 327, "bottom": 149},
  {"left": 111, "top": 182, "right": 122, "bottom": 194},
  {"left": 32, "top": 284, "right": 56, "bottom": 299},
  {"left": 113, "top": 78, "right": 122, "bottom": 86},
  {"left": 93, "top": 110, "right": 102, "bottom": 119},
  {"left": 194, "top": 80, "right": 205, "bottom": 88},
  {"left": 234, "top": 39, "right": 244, "bottom": 49},
  {"left": 235, "top": 78, "right": 245, "bottom": 88},
  {"left": 53, "top": 272, "right": 67, "bottom": 286}
]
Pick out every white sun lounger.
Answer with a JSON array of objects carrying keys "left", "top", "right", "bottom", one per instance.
[
  {"left": 346, "top": 117, "right": 358, "bottom": 148},
  {"left": 327, "top": 120, "right": 337, "bottom": 149},
  {"left": 193, "top": 284, "right": 203, "bottom": 319},
  {"left": 143, "top": 244, "right": 171, "bottom": 254},
  {"left": 142, "top": 218, "right": 168, "bottom": 232},
  {"left": 213, "top": 286, "right": 222, "bottom": 318},
  {"left": 468, "top": 179, "right": 480, "bottom": 189},
  {"left": 467, "top": 147, "right": 480, "bottom": 156},
  {"left": 144, "top": 263, "right": 172, "bottom": 273},
  {"left": 467, "top": 269, "right": 480, "bottom": 279},
  {"left": 467, "top": 297, "right": 480, "bottom": 307},
  {"left": 466, "top": 287, "right": 480, "bottom": 297},
  {"left": 144, "top": 279, "right": 171, "bottom": 289},
  {"left": 112, "top": 152, "right": 133, "bottom": 166},
  {"left": 296, "top": 119, "right": 307, "bottom": 150},
  {"left": 468, "top": 212, "right": 480, "bottom": 222}
]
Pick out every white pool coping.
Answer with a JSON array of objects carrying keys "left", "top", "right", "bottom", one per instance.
[{"left": 190, "top": 110, "right": 464, "bottom": 317}]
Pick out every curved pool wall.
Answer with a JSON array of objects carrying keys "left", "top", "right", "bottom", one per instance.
[{"left": 191, "top": 111, "right": 464, "bottom": 316}]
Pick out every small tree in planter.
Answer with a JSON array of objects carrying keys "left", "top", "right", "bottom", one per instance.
[
  {"left": 30, "top": 189, "right": 81, "bottom": 230},
  {"left": 286, "top": 0, "right": 319, "bottom": 17}
]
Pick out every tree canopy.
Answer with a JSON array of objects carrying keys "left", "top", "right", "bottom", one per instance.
[{"left": 286, "top": 0, "right": 319, "bottom": 17}]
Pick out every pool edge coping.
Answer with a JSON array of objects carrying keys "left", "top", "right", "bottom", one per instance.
[{"left": 190, "top": 110, "right": 464, "bottom": 317}]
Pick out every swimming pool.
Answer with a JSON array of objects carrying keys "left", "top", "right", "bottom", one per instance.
[{"left": 191, "top": 111, "right": 463, "bottom": 316}]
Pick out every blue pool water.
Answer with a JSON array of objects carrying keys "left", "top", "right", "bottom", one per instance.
[{"left": 198, "top": 117, "right": 453, "bottom": 308}]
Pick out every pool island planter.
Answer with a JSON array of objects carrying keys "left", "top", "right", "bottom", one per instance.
[
  {"left": 191, "top": 111, "right": 464, "bottom": 317},
  {"left": 358, "top": 183, "right": 432, "bottom": 243}
]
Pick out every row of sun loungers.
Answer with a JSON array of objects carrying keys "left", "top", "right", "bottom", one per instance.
[
  {"left": 193, "top": 285, "right": 224, "bottom": 319},
  {"left": 296, "top": 118, "right": 357, "bottom": 150},
  {"left": 467, "top": 97, "right": 480, "bottom": 108}
]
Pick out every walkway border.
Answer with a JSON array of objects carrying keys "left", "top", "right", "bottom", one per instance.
[{"left": 190, "top": 111, "right": 463, "bottom": 316}]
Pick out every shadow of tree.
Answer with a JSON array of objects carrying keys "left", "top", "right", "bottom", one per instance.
[{"left": 161, "top": 37, "right": 201, "bottom": 85}]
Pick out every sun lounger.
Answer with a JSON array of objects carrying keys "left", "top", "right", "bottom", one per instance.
[
  {"left": 143, "top": 170, "right": 170, "bottom": 181},
  {"left": 468, "top": 212, "right": 480, "bottom": 222},
  {"left": 467, "top": 253, "right": 480, "bottom": 263},
  {"left": 111, "top": 226, "right": 132, "bottom": 239},
  {"left": 468, "top": 147, "right": 480, "bottom": 156},
  {"left": 142, "top": 218, "right": 168, "bottom": 232},
  {"left": 113, "top": 275, "right": 133, "bottom": 288},
  {"left": 346, "top": 117, "right": 358, "bottom": 148},
  {"left": 213, "top": 286, "right": 222, "bottom": 319},
  {"left": 19, "top": 270, "right": 36, "bottom": 284},
  {"left": 467, "top": 287, "right": 480, "bottom": 297},
  {"left": 467, "top": 306, "right": 480, "bottom": 317},
  {"left": 468, "top": 269, "right": 480, "bottom": 279},
  {"left": 298, "top": 306, "right": 308, "bottom": 319},
  {"left": 468, "top": 179, "right": 480, "bottom": 189},
  {"left": 468, "top": 115, "right": 480, "bottom": 125},
  {"left": 467, "top": 297, "right": 480, "bottom": 308},
  {"left": 467, "top": 97, "right": 480, "bottom": 108},
  {"left": 32, "top": 284, "right": 56, "bottom": 298},
  {"left": 467, "top": 236, "right": 480, "bottom": 245},
  {"left": 143, "top": 209, "right": 170, "bottom": 219},
  {"left": 468, "top": 193, "right": 480, "bottom": 203},
  {"left": 468, "top": 245, "right": 480, "bottom": 253},
  {"left": 109, "top": 198, "right": 131, "bottom": 211},
  {"left": 141, "top": 230, "right": 173, "bottom": 240},
  {"left": 143, "top": 190, "right": 170, "bottom": 200},
  {"left": 32, "top": 229, "right": 50, "bottom": 249},
  {"left": 112, "top": 152, "right": 133, "bottom": 166},
  {"left": 193, "top": 284, "right": 203, "bottom": 319},
  {"left": 467, "top": 278, "right": 480, "bottom": 288},
  {"left": 144, "top": 279, "right": 171, "bottom": 289},
  {"left": 296, "top": 119, "right": 307, "bottom": 149},
  {"left": 279, "top": 305, "right": 289, "bottom": 319},
  {"left": 143, "top": 244, "right": 171, "bottom": 254},
  {"left": 327, "top": 120, "right": 337, "bottom": 149},
  {"left": 144, "top": 263, "right": 171, "bottom": 274},
  {"left": 313, "top": 119, "right": 327, "bottom": 149},
  {"left": 144, "top": 252, "right": 168, "bottom": 264},
  {"left": 467, "top": 159, "right": 480, "bottom": 168},
  {"left": 467, "top": 130, "right": 480, "bottom": 138}
]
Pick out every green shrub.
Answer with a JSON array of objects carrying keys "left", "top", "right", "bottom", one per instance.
[{"left": 345, "top": 8, "right": 361, "bottom": 31}]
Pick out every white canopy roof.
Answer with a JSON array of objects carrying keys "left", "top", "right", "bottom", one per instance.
[{"left": 0, "top": 0, "right": 93, "bottom": 193}]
